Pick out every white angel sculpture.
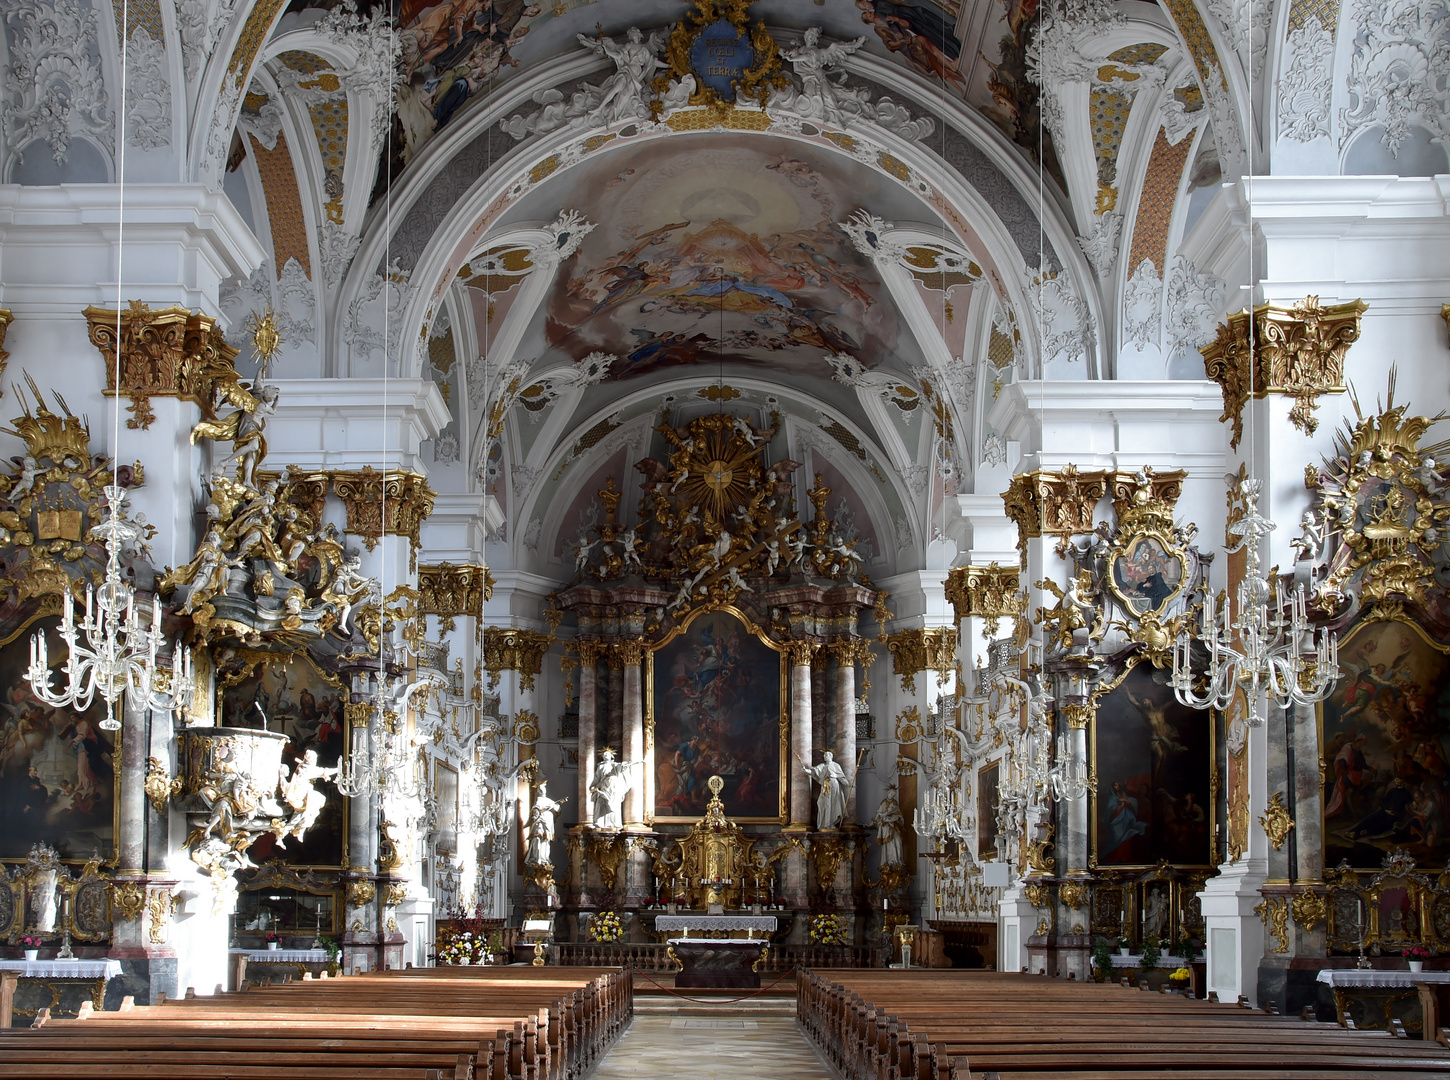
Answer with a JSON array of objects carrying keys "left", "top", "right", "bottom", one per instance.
[{"left": 782, "top": 28, "right": 867, "bottom": 127}]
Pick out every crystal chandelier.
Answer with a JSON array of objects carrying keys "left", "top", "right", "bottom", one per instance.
[
  {"left": 26, "top": 485, "right": 193, "bottom": 730},
  {"left": 1171, "top": 478, "right": 1339, "bottom": 717}
]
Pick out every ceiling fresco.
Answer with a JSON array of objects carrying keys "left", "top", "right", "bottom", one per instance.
[{"left": 510, "top": 134, "right": 937, "bottom": 384}]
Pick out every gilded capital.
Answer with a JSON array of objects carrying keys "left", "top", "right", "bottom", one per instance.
[
  {"left": 1001, "top": 465, "right": 1110, "bottom": 561},
  {"left": 614, "top": 640, "right": 646, "bottom": 667},
  {"left": 883, "top": 627, "right": 957, "bottom": 693},
  {"left": 482, "top": 626, "right": 553, "bottom": 691},
  {"left": 330, "top": 466, "right": 437, "bottom": 570},
  {"left": 1201, "top": 296, "right": 1367, "bottom": 448},
  {"left": 417, "top": 562, "right": 488, "bottom": 619},
  {"left": 944, "top": 562, "right": 1021, "bottom": 635},
  {"left": 783, "top": 640, "right": 818, "bottom": 667},
  {"left": 85, "top": 301, "right": 239, "bottom": 430},
  {"left": 1061, "top": 702, "right": 1094, "bottom": 730}
]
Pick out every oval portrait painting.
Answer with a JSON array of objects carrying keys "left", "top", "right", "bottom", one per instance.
[{"left": 1111, "top": 536, "right": 1185, "bottom": 614}]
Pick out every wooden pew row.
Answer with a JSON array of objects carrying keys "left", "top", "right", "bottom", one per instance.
[
  {"left": 797, "top": 969, "right": 1450, "bottom": 1080},
  {"left": 0, "top": 967, "right": 631, "bottom": 1080}
]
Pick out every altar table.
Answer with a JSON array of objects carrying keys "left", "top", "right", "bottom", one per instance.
[
  {"left": 0, "top": 959, "right": 124, "bottom": 1027},
  {"left": 667, "top": 937, "right": 770, "bottom": 989},
  {"left": 1317, "top": 969, "right": 1450, "bottom": 1037},
  {"left": 653, "top": 914, "right": 777, "bottom": 938}
]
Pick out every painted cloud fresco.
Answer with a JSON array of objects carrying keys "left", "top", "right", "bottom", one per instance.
[{"left": 540, "top": 136, "right": 924, "bottom": 381}]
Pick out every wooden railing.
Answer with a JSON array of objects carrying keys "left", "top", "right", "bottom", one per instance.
[{"left": 552, "top": 942, "right": 886, "bottom": 971}]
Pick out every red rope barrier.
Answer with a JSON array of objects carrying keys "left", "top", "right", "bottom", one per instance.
[{"left": 630, "top": 964, "right": 798, "bottom": 1005}]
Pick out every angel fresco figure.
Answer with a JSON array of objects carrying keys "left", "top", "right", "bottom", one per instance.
[
  {"left": 782, "top": 28, "right": 867, "bottom": 127},
  {"left": 191, "top": 380, "right": 280, "bottom": 490},
  {"left": 576, "top": 27, "right": 666, "bottom": 126}
]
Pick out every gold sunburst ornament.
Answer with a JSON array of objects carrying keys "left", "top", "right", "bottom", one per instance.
[{"left": 245, "top": 305, "right": 283, "bottom": 378}]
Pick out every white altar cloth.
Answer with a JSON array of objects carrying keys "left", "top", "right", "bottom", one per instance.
[
  {"left": 0, "top": 959, "right": 123, "bottom": 979},
  {"left": 1317, "top": 969, "right": 1450, "bottom": 988},
  {"left": 231, "top": 948, "right": 329, "bottom": 963},
  {"left": 654, "top": 915, "right": 776, "bottom": 936}
]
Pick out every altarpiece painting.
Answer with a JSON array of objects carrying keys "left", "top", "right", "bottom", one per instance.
[
  {"left": 221, "top": 655, "right": 348, "bottom": 867},
  {"left": 1093, "top": 663, "right": 1212, "bottom": 867},
  {"left": 650, "top": 608, "right": 785, "bottom": 821},
  {"left": 0, "top": 617, "right": 116, "bottom": 861},
  {"left": 1322, "top": 618, "right": 1450, "bottom": 868}
]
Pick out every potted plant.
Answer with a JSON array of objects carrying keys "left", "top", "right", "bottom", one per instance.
[
  {"left": 319, "top": 936, "right": 341, "bottom": 976},
  {"left": 19, "top": 935, "right": 41, "bottom": 962},
  {"left": 1168, "top": 967, "right": 1192, "bottom": 994},
  {"left": 1140, "top": 934, "right": 1162, "bottom": 971},
  {"left": 263, "top": 931, "right": 280, "bottom": 951},
  {"left": 1404, "top": 944, "right": 1431, "bottom": 973},
  {"left": 1176, "top": 932, "right": 1199, "bottom": 964},
  {"left": 1090, "top": 936, "right": 1115, "bottom": 981},
  {"left": 1116, "top": 934, "right": 1131, "bottom": 957}
]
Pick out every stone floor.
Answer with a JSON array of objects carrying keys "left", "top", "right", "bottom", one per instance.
[{"left": 590, "top": 1003, "right": 834, "bottom": 1079}]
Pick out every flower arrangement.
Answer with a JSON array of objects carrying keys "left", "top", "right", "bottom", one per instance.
[
  {"left": 263, "top": 931, "right": 280, "bottom": 945},
  {"left": 1169, "top": 967, "right": 1191, "bottom": 984},
  {"left": 589, "top": 911, "right": 624, "bottom": 943},
  {"left": 434, "top": 929, "right": 481, "bottom": 965},
  {"left": 1404, "top": 945, "right": 1431, "bottom": 960},
  {"left": 810, "top": 914, "right": 847, "bottom": 945},
  {"left": 19, "top": 935, "right": 42, "bottom": 950}
]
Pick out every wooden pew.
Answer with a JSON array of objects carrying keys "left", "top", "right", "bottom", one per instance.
[
  {"left": 0, "top": 966, "right": 632, "bottom": 1080},
  {"left": 797, "top": 969, "right": 1450, "bottom": 1080}
]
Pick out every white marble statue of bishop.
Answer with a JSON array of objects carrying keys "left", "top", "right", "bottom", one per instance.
[
  {"left": 804, "top": 751, "right": 849, "bottom": 829},
  {"left": 590, "top": 748, "right": 639, "bottom": 830},
  {"left": 526, "top": 783, "right": 564, "bottom": 867}
]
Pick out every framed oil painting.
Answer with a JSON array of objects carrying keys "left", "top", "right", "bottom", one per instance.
[
  {"left": 434, "top": 761, "right": 459, "bottom": 856},
  {"left": 649, "top": 607, "right": 786, "bottom": 822},
  {"left": 220, "top": 655, "right": 348, "bottom": 867},
  {"left": 0, "top": 617, "right": 116, "bottom": 861},
  {"left": 1321, "top": 618, "right": 1450, "bottom": 868},
  {"left": 1109, "top": 535, "right": 1185, "bottom": 615},
  {"left": 1092, "top": 663, "right": 1212, "bottom": 867},
  {"left": 977, "top": 762, "right": 1000, "bottom": 859}
]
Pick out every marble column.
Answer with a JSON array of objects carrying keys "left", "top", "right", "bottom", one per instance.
[
  {"left": 787, "top": 642, "right": 816, "bottom": 828},
  {"left": 812, "top": 654, "right": 829, "bottom": 760},
  {"left": 620, "top": 642, "right": 646, "bottom": 829},
  {"left": 576, "top": 644, "right": 599, "bottom": 827},
  {"left": 833, "top": 643, "right": 857, "bottom": 825}
]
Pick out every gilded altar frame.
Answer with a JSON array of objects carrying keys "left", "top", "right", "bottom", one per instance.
[{"left": 645, "top": 604, "right": 789, "bottom": 825}]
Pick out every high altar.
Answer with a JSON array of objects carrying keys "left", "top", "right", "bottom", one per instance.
[{"left": 543, "top": 410, "right": 898, "bottom": 946}]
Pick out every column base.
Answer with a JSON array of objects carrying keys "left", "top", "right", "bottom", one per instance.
[{"left": 1199, "top": 858, "right": 1267, "bottom": 1007}]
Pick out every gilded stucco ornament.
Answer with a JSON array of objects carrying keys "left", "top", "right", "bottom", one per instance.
[
  {"left": 1254, "top": 894, "right": 1290, "bottom": 953},
  {"left": 1259, "top": 791, "right": 1295, "bottom": 850},
  {"left": 1290, "top": 889, "right": 1327, "bottom": 932},
  {"left": 1201, "top": 296, "right": 1367, "bottom": 448},
  {"left": 884, "top": 628, "right": 957, "bottom": 693},
  {"left": 331, "top": 466, "right": 436, "bottom": 570},
  {"left": 482, "top": 628, "right": 553, "bottom": 692},
  {"left": 1002, "top": 466, "right": 1111, "bottom": 562},
  {"left": 0, "top": 308, "right": 11, "bottom": 391}
]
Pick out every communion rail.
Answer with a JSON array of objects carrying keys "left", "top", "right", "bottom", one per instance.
[{"left": 553, "top": 942, "right": 884, "bottom": 972}]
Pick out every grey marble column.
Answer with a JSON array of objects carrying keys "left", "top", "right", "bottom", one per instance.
[
  {"left": 576, "top": 645, "right": 599, "bottom": 827},
  {"left": 788, "top": 642, "right": 816, "bottom": 828},
  {"left": 118, "top": 703, "right": 148, "bottom": 873},
  {"left": 621, "top": 643, "right": 646, "bottom": 829},
  {"left": 833, "top": 645, "right": 857, "bottom": 825}
]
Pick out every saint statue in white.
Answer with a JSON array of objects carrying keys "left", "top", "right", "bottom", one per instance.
[
  {"left": 871, "top": 789, "right": 904, "bottom": 867},
  {"left": 804, "top": 750, "right": 849, "bottom": 829},
  {"left": 589, "top": 748, "right": 639, "bottom": 830},
  {"left": 525, "top": 782, "right": 564, "bottom": 867},
  {"left": 782, "top": 28, "right": 867, "bottom": 127}
]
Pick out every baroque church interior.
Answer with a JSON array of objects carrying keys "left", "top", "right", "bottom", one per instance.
[{"left": 5, "top": 0, "right": 1450, "bottom": 1074}]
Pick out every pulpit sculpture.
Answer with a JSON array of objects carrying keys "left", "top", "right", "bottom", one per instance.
[
  {"left": 589, "top": 748, "right": 638, "bottom": 830},
  {"left": 805, "top": 750, "right": 849, "bottom": 829}
]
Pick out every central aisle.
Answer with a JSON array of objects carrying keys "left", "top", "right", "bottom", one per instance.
[{"left": 590, "top": 1008, "right": 835, "bottom": 1079}]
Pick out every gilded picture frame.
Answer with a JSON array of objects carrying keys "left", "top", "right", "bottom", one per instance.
[
  {"left": 645, "top": 605, "right": 788, "bottom": 824},
  {"left": 1106, "top": 530, "right": 1187, "bottom": 617}
]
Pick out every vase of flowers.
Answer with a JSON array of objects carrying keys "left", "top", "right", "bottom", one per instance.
[
  {"left": 589, "top": 911, "right": 624, "bottom": 943},
  {"left": 1117, "top": 934, "right": 1130, "bottom": 957},
  {"left": 1168, "top": 967, "right": 1191, "bottom": 994},
  {"left": 1405, "top": 945, "right": 1430, "bottom": 973},
  {"left": 810, "top": 914, "right": 846, "bottom": 946},
  {"left": 20, "top": 935, "right": 41, "bottom": 962},
  {"left": 264, "top": 932, "right": 280, "bottom": 951}
]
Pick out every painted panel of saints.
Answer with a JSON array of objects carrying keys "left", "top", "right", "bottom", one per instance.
[
  {"left": 0, "top": 619, "right": 115, "bottom": 860},
  {"left": 1094, "top": 664, "right": 1211, "bottom": 867},
  {"left": 652, "top": 610, "right": 782, "bottom": 820},
  {"left": 222, "top": 658, "right": 347, "bottom": 867},
  {"left": 1322, "top": 619, "right": 1450, "bottom": 868}
]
